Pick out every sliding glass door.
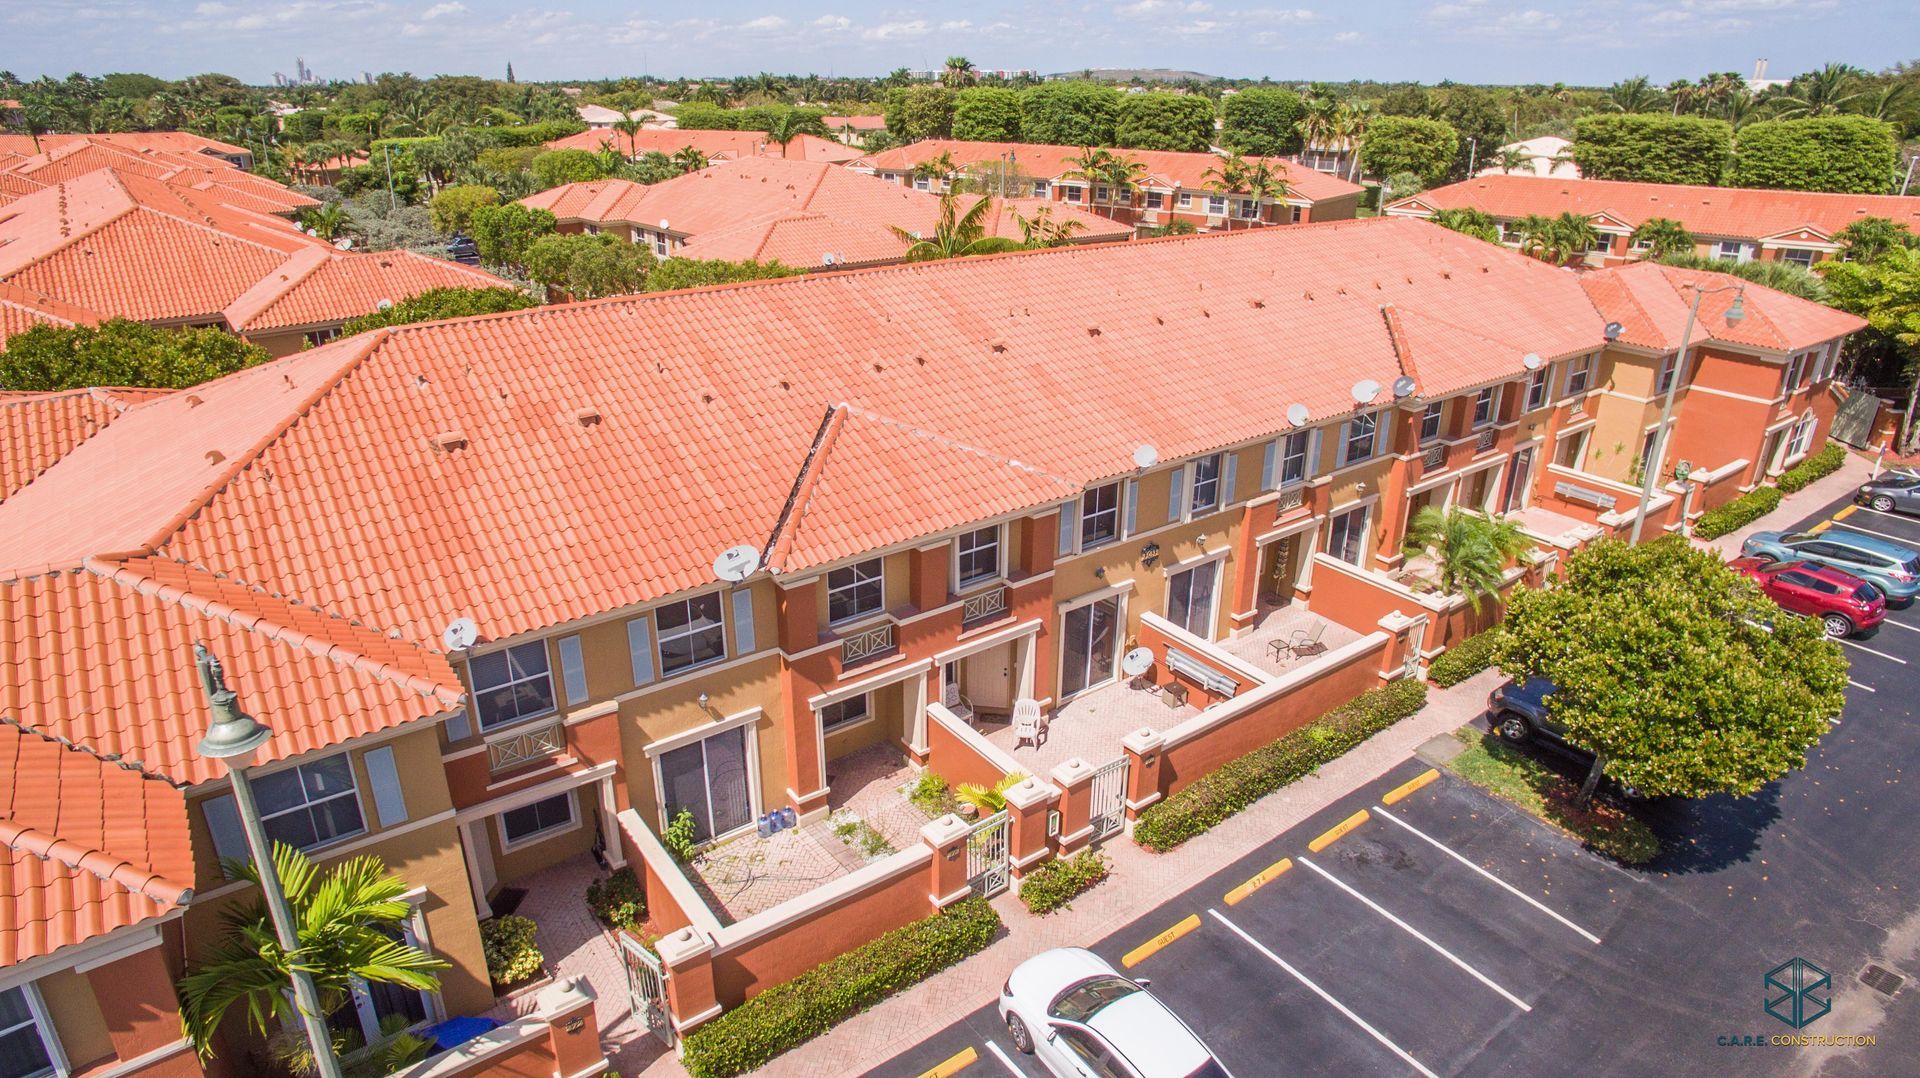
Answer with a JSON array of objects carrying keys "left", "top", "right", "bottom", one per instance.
[
  {"left": 660, "top": 726, "right": 752, "bottom": 842},
  {"left": 1060, "top": 596, "right": 1120, "bottom": 698}
]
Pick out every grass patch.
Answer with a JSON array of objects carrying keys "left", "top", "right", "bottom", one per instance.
[
  {"left": 830, "top": 813, "right": 894, "bottom": 857},
  {"left": 1445, "top": 732, "right": 1660, "bottom": 865}
]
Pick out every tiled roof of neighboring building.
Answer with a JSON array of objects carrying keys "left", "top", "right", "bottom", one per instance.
[
  {"left": 851, "top": 139, "right": 1367, "bottom": 204},
  {"left": 823, "top": 115, "right": 887, "bottom": 130},
  {"left": 223, "top": 246, "right": 507, "bottom": 333},
  {"left": 0, "top": 386, "right": 163, "bottom": 501},
  {"left": 1580, "top": 260, "right": 1866, "bottom": 353},
  {"left": 0, "top": 280, "right": 101, "bottom": 349},
  {"left": 1386, "top": 174, "right": 1920, "bottom": 242},
  {"left": 544, "top": 127, "right": 862, "bottom": 164},
  {"left": 0, "top": 132, "right": 250, "bottom": 161}
]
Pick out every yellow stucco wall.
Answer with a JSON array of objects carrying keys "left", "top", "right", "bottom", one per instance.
[
  {"left": 479, "top": 784, "right": 598, "bottom": 884},
  {"left": 38, "top": 967, "right": 113, "bottom": 1068},
  {"left": 618, "top": 654, "right": 787, "bottom": 829}
]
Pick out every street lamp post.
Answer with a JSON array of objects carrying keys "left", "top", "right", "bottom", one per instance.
[
  {"left": 1629, "top": 283, "right": 1746, "bottom": 544},
  {"left": 193, "top": 645, "right": 344, "bottom": 1078}
]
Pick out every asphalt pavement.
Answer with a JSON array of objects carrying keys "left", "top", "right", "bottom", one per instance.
[{"left": 869, "top": 489, "right": 1920, "bottom": 1078}]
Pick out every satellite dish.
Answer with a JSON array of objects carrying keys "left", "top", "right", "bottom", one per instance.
[
  {"left": 441, "top": 617, "right": 479, "bottom": 652},
  {"left": 713, "top": 544, "right": 761, "bottom": 582},
  {"left": 1121, "top": 647, "right": 1154, "bottom": 677},
  {"left": 1391, "top": 375, "right": 1417, "bottom": 399},
  {"left": 375, "top": 298, "right": 393, "bottom": 311},
  {"left": 1132, "top": 444, "right": 1159, "bottom": 469},
  {"left": 1285, "top": 403, "right": 1310, "bottom": 427},
  {"left": 305, "top": 227, "right": 319, "bottom": 237},
  {"left": 1522, "top": 352, "right": 1543, "bottom": 370},
  {"left": 658, "top": 218, "right": 671, "bottom": 229},
  {"left": 333, "top": 237, "right": 353, "bottom": 250},
  {"left": 1603, "top": 321, "right": 1624, "bottom": 341},
  {"left": 1351, "top": 379, "right": 1381, "bottom": 405}
]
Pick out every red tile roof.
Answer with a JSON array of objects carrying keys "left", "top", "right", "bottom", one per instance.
[
  {"left": 851, "top": 139, "right": 1366, "bottom": 204},
  {"left": 0, "top": 132, "right": 250, "bottom": 161},
  {"left": 224, "top": 246, "right": 507, "bottom": 333},
  {"left": 1580, "top": 261, "right": 1866, "bottom": 353},
  {"left": 545, "top": 127, "right": 862, "bottom": 164},
  {"left": 1386, "top": 174, "right": 1920, "bottom": 243},
  {"left": 0, "top": 386, "right": 163, "bottom": 501},
  {"left": 823, "top": 116, "right": 887, "bottom": 131},
  {"left": 0, "top": 279, "right": 101, "bottom": 349}
]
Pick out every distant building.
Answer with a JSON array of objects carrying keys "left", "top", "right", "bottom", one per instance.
[
  {"left": 576, "top": 104, "right": 676, "bottom": 130},
  {"left": 1748, "top": 58, "right": 1791, "bottom": 94},
  {"left": 1476, "top": 136, "right": 1578, "bottom": 179}
]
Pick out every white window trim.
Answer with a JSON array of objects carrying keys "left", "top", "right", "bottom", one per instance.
[
  {"left": 655, "top": 591, "right": 730, "bottom": 678},
  {"left": 1187, "top": 453, "right": 1224, "bottom": 518},
  {"left": 1055, "top": 587, "right": 1129, "bottom": 703},
  {"left": 1, "top": 982, "right": 67, "bottom": 1078},
  {"left": 1278, "top": 430, "right": 1312, "bottom": 488},
  {"left": 953, "top": 524, "right": 1005, "bottom": 592},
  {"left": 497, "top": 789, "right": 582, "bottom": 853},
  {"left": 1419, "top": 401, "right": 1445, "bottom": 444},
  {"left": 256, "top": 754, "right": 368, "bottom": 855},
  {"left": 1162, "top": 550, "right": 1227, "bottom": 640},
  {"left": 1077, "top": 482, "right": 1123, "bottom": 552},
  {"left": 1326, "top": 502, "right": 1371, "bottom": 566},
  {"left": 818, "top": 691, "right": 877, "bottom": 737},
  {"left": 825, "top": 558, "right": 886, "bottom": 626},
  {"left": 1342, "top": 411, "right": 1380, "bottom": 466},
  {"left": 1471, "top": 386, "right": 1499, "bottom": 429},
  {"left": 649, "top": 719, "right": 763, "bottom": 846}
]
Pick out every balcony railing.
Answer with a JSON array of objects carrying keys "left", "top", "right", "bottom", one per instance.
[
  {"left": 841, "top": 622, "right": 896, "bottom": 667},
  {"left": 488, "top": 720, "right": 566, "bottom": 773},
  {"left": 1278, "top": 486, "right": 1306, "bottom": 511},
  {"left": 960, "top": 586, "right": 1009, "bottom": 627},
  {"left": 1476, "top": 429, "right": 1498, "bottom": 453},
  {"left": 1421, "top": 445, "right": 1446, "bottom": 474}
]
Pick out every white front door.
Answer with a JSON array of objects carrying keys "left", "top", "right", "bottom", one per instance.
[{"left": 964, "top": 645, "right": 1015, "bottom": 711}]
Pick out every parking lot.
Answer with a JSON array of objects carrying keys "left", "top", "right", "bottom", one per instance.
[{"left": 874, "top": 488, "right": 1920, "bottom": 1078}]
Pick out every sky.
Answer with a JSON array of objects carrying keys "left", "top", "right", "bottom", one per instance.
[{"left": 3, "top": 0, "right": 1914, "bottom": 87}]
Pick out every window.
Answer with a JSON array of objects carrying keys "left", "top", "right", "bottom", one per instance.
[
  {"left": 1783, "top": 352, "right": 1807, "bottom": 394},
  {"left": 1657, "top": 352, "right": 1680, "bottom": 396},
  {"left": 1565, "top": 355, "right": 1596, "bottom": 396},
  {"left": 956, "top": 525, "right": 1002, "bottom": 588},
  {"left": 1063, "top": 185, "right": 1083, "bottom": 203},
  {"left": 1782, "top": 248, "right": 1816, "bottom": 268},
  {"left": 914, "top": 175, "right": 931, "bottom": 191},
  {"left": 1279, "top": 431, "right": 1309, "bottom": 486},
  {"left": 1207, "top": 195, "right": 1227, "bottom": 215},
  {"left": 1472, "top": 386, "right": 1497, "bottom": 428},
  {"left": 653, "top": 235, "right": 669, "bottom": 257},
  {"left": 1079, "top": 482, "right": 1121, "bottom": 550},
  {"left": 470, "top": 641, "right": 556, "bottom": 731},
  {"left": 0, "top": 987, "right": 55, "bottom": 1078},
  {"left": 1289, "top": 205, "right": 1303, "bottom": 223},
  {"left": 1056, "top": 1028, "right": 1123, "bottom": 1077},
  {"left": 1145, "top": 190, "right": 1164, "bottom": 209},
  {"left": 1166, "top": 561, "right": 1218, "bottom": 637},
  {"left": 1342, "top": 412, "right": 1378, "bottom": 465},
  {"left": 1640, "top": 428, "right": 1660, "bottom": 474},
  {"left": 1525, "top": 369, "right": 1549, "bottom": 411},
  {"left": 1094, "top": 185, "right": 1109, "bottom": 202},
  {"left": 1049, "top": 975, "right": 1141, "bottom": 1021},
  {"left": 660, "top": 724, "right": 752, "bottom": 842},
  {"left": 1238, "top": 198, "right": 1260, "bottom": 219},
  {"left": 1589, "top": 233, "right": 1613, "bottom": 254},
  {"left": 1031, "top": 179, "right": 1050, "bottom": 197},
  {"left": 1189, "top": 454, "right": 1222, "bottom": 514},
  {"left": 254, "top": 754, "right": 365, "bottom": 852},
  {"left": 1716, "top": 239, "right": 1747, "bottom": 261},
  {"left": 1420, "top": 402, "right": 1444, "bottom": 443},
  {"left": 826, "top": 559, "right": 884, "bottom": 624},
  {"left": 656, "top": 592, "right": 726, "bottom": 675},
  {"left": 327, "top": 925, "right": 430, "bottom": 1046},
  {"left": 1060, "top": 596, "right": 1120, "bottom": 697},
  {"left": 1789, "top": 415, "right": 1817, "bottom": 457},
  {"left": 1177, "top": 192, "right": 1193, "bottom": 208},
  {"left": 584, "top": 224, "right": 599, "bottom": 235},
  {"left": 500, "top": 792, "right": 576, "bottom": 847},
  {"left": 821, "top": 693, "right": 869, "bottom": 732},
  {"left": 304, "top": 327, "right": 340, "bottom": 348},
  {"left": 1327, "top": 505, "right": 1368, "bottom": 564}
]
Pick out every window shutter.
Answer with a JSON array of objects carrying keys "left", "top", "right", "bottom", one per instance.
[
  {"left": 202, "top": 794, "right": 250, "bottom": 872},
  {"left": 1057, "top": 502, "right": 1077, "bottom": 557},
  {"left": 558, "top": 635, "right": 587, "bottom": 705},
  {"left": 1261, "top": 440, "right": 1277, "bottom": 490},
  {"left": 731, "top": 589, "right": 756, "bottom": 654},
  {"left": 627, "top": 618, "right": 655, "bottom": 686},
  {"left": 1335, "top": 423, "right": 1350, "bottom": 468},
  {"left": 1221, "top": 453, "right": 1238, "bottom": 506},
  {"left": 1167, "top": 466, "right": 1185, "bottom": 521},
  {"left": 363, "top": 746, "right": 409, "bottom": 827},
  {"left": 1308, "top": 430, "right": 1322, "bottom": 478},
  {"left": 444, "top": 710, "right": 471, "bottom": 742},
  {"left": 1124, "top": 479, "right": 1139, "bottom": 536}
]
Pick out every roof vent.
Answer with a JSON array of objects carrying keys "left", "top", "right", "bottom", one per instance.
[
  {"left": 429, "top": 430, "right": 468, "bottom": 452},
  {"left": 1086, "top": 326, "right": 1101, "bottom": 337},
  {"left": 205, "top": 450, "right": 225, "bottom": 466},
  {"left": 573, "top": 406, "right": 602, "bottom": 427},
  {"left": 1249, "top": 299, "right": 1265, "bottom": 308},
  {"left": 184, "top": 394, "right": 204, "bottom": 408}
]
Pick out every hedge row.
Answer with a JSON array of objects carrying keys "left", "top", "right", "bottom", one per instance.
[
  {"left": 1018, "top": 851, "right": 1109, "bottom": 915},
  {"left": 1428, "top": 630, "right": 1503, "bottom": 688},
  {"left": 1133, "top": 679, "right": 1429, "bottom": 852},
  {"left": 680, "top": 897, "right": 1000, "bottom": 1078},
  {"left": 1692, "top": 485, "right": 1783, "bottom": 540},
  {"left": 1777, "top": 442, "right": 1847, "bottom": 494}
]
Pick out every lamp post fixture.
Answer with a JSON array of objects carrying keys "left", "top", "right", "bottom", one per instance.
[
  {"left": 193, "top": 645, "right": 344, "bottom": 1078},
  {"left": 1629, "top": 283, "right": 1746, "bottom": 544}
]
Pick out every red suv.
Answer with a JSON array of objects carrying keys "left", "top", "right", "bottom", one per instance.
[{"left": 1729, "top": 557, "right": 1885, "bottom": 638}]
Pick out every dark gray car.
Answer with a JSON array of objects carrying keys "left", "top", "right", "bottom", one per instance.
[{"left": 1857, "top": 473, "right": 1920, "bottom": 515}]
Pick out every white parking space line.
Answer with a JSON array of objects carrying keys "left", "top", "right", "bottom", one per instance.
[
  {"left": 983, "top": 1040, "right": 1025, "bottom": 1075},
  {"left": 1208, "top": 908, "right": 1441, "bottom": 1078},
  {"left": 1296, "top": 857, "right": 1533, "bottom": 1012},
  {"left": 1849, "top": 679, "right": 1878, "bottom": 693},
  {"left": 1828, "top": 522, "right": 1920, "bottom": 546},
  {"left": 1372, "top": 806, "right": 1602, "bottom": 944},
  {"left": 1838, "top": 638, "right": 1907, "bottom": 664},
  {"left": 1877, "top": 619, "right": 1920, "bottom": 634},
  {"left": 1853, "top": 506, "right": 1920, "bottom": 525}
]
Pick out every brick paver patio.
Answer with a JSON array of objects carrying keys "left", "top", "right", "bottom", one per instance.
[
  {"left": 1217, "top": 601, "right": 1364, "bottom": 678},
  {"left": 983, "top": 677, "right": 1194, "bottom": 773}
]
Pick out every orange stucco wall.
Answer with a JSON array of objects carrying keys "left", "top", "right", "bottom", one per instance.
[{"left": 710, "top": 857, "right": 931, "bottom": 1005}]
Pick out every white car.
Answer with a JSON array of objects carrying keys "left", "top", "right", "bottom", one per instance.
[{"left": 998, "top": 947, "right": 1231, "bottom": 1078}]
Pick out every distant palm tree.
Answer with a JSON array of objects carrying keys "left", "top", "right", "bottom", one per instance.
[
  {"left": 889, "top": 193, "right": 1024, "bottom": 261},
  {"left": 1859, "top": 84, "right": 1913, "bottom": 121},
  {"left": 943, "top": 57, "right": 979, "bottom": 89},
  {"left": 1493, "top": 146, "right": 1532, "bottom": 174},
  {"left": 1295, "top": 94, "right": 1340, "bottom": 156},
  {"left": 1402, "top": 506, "right": 1535, "bottom": 613},
  {"left": 1629, "top": 217, "right": 1696, "bottom": 260},
  {"left": 299, "top": 201, "right": 348, "bottom": 241},
  {"left": 1333, "top": 100, "right": 1372, "bottom": 182},
  {"left": 911, "top": 149, "right": 959, "bottom": 189},
  {"left": 765, "top": 109, "right": 828, "bottom": 154},
  {"left": 611, "top": 115, "right": 643, "bottom": 159},
  {"left": 1606, "top": 76, "right": 1662, "bottom": 114},
  {"left": 1773, "top": 63, "right": 1865, "bottom": 117},
  {"left": 1013, "top": 204, "right": 1087, "bottom": 248},
  {"left": 670, "top": 146, "right": 709, "bottom": 174}
]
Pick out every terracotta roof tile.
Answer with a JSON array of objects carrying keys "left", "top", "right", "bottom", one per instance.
[
  {"left": 225, "top": 247, "right": 505, "bottom": 332},
  {"left": 0, "top": 386, "right": 160, "bottom": 501},
  {"left": 544, "top": 128, "right": 861, "bottom": 164},
  {"left": 851, "top": 139, "right": 1366, "bottom": 203},
  {"left": 0, "top": 279, "right": 101, "bottom": 349},
  {"left": 1580, "top": 261, "right": 1865, "bottom": 353}
]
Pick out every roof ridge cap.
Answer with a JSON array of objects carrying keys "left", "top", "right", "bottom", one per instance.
[
  {"left": 765, "top": 404, "right": 848, "bottom": 571},
  {"left": 0, "top": 716, "right": 187, "bottom": 788},
  {"left": 223, "top": 245, "right": 333, "bottom": 330},
  {"left": 0, "top": 817, "right": 193, "bottom": 906}
]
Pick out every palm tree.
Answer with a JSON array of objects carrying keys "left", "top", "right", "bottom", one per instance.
[
  {"left": 1096, "top": 152, "right": 1147, "bottom": 217},
  {"left": 1333, "top": 100, "right": 1372, "bottom": 183},
  {"left": 1629, "top": 217, "right": 1696, "bottom": 260},
  {"left": 1295, "top": 95, "right": 1339, "bottom": 157},
  {"left": 912, "top": 150, "right": 959, "bottom": 190},
  {"left": 764, "top": 109, "right": 827, "bottom": 154},
  {"left": 1513, "top": 213, "right": 1559, "bottom": 260},
  {"left": 889, "top": 193, "right": 1024, "bottom": 261},
  {"left": 1606, "top": 76, "right": 1661, "bottom": 114},
  {"left": 670, "top": 146, "right": 709, "bottom": 174},
  {"left": 1013, "top": 204, "right": 1088, "bottom": 248},
  {"left": 1401, "top": 506, "right": 1535, "bottom": 613},
  {"left": 1493, "top": 146, "right": 1532, "bottom": 174},
  {"left": 611, "top": 115, "right": 642, "bottom": 159},
  {"left": 178, "top": 844, "right": 447, "bottom": 1060},
  {"left": 299, "top": 201, "right": 349, "bottom": 242},
  {"left": 943, "top": 57, "right": 979, "bottom": 89},
  {"left": 1774, "top": 63, "right": 1864, "bottom": 117},
  {"left": 1859, "top": 84, "right": 1913, "bottom": 121},
  {"left": 1665, "top": 79, "right": 1697, "bottom": 115}
]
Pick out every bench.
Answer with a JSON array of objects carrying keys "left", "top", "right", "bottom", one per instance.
[{"left": 1164, "top": 647, "right": 1239, "bottom": 698}]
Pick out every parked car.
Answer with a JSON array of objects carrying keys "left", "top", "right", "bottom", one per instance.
[
  {"left": 1000, "top": 948, "right": 1230, "bottom": 1078},
  {"left": 1728, "top": 557, "right": 1885, "bottom": 638},
  {"left": 446, "top": 234, "right": 480, "bottom": 265},
  {"left": 1740, "top": 530, "right": 1920, "bottom": 606},
  {"left": 1486, "top": 678, "right": 1642, "bottom": 799},
  {"left": 1856, "top": 473, "right": 1920, "bottom": 514}
]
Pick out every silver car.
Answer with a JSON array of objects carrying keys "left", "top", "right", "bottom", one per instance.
[{"left": 1857, "top": 473, "right": 1920, "bottom": 515}]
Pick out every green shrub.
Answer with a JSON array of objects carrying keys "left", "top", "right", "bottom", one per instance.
[
  {"left": 480, "top": 915, "right": 543, "bottom": 984},
  {"left": 662, "top": 809, "right": 699, "bottom": 862},
  {"left": 907, "top": 773, "right": 957, "bottom": 817},
  {"left": 1018, "top": 851, "right": 1109, "bottom": 915},
  {"left": 1134, "top": 679, "right": 1429, "bottom": 852},
  {"left": 1428, "top": 630, "right": 1504, "bottom": 688},
  {"left": 585, "top": 867, "right": 646, "bottom": 932},
  {"left": 680, "top": 898, "right": 1000, "bottom": 1078},
  {"left": 1776, "top": 442, "right": 1846, "bottom": 494},
  {"left": 1692, "top": 486, "right": 1783, "bottom": 540}
]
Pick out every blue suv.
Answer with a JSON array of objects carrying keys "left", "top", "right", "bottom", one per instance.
[{"left": 1741, "top": 529, "right": 1920, "bottom": 606}]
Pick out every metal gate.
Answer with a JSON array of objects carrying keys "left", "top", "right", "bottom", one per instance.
[
  {"left": 966, "top": 810, "right": 1010, "bottom": 897},
  {"left": 1089, "top": 756, "right": 1130, "bottom": 840},
  {"left": 621, "top": 933, "right": 674, "bottom": 1047}
]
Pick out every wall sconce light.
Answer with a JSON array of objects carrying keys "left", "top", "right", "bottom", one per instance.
[
  {"left": 1140, "top": 542, "right": 1161, "bottom": 568},
  {"left": 697, "top": 692, "right": 711, "bottom": 711},
  {"left": 1094, "top": 566, "right": 1107, "bottom": 579}
]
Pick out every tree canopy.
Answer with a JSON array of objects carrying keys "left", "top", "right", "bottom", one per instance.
[
  {"left": 339, "top": 286, "right": 537, "bottom": 334},
  {"left": 1220, "top": 87, "right": 1305, "bottom": 156},
  {"left": 1728, "top": 115, "right": 1899, "bottom": 193},
  {"left": 428, "top": 184, "right": 501, "bottom": 235},
  {"left": 952, "top": 87, "right": 1023, "bottom": 142},
  {"left": 468, "top": 202, "right": 556, "bottom": 271},
  {"left": 1358, "top": 116, "right": 1459, "bottom": 187},
  {"left": 524, "top": 232, "right": 653, "bottom": 299},
  {"left": 1494, "top": 537, "right": 1845, "bottom": 800},
  {"left": 645, "top": 257, "right": 805, "bottom": 293},
  {"left": 1, "top": 320, "right": 267, "bottom": 391},
  {"left": 1571, "top": 114, "right": 1732, "bottom": 186},
  {"left": 1428, "top": 207, "right": 1500, "bottom": 243},
  {"left": 1019, "top": 82, "right": 1123, "bottom": 147},
  {"left": 883, "top": 85, "right": 955, "bottom": 142},
  {"left": 1113, "top": 92, "right": 1216, "bottom": 152}
]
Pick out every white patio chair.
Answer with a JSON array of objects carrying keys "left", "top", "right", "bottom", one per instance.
[
  {"left": 942, "top": 681, "right": 977, "bottom": 728},
  {"left": 1012, "top": 698, "right": 1045, "bottom": 748},
  {"left": 1288, "top": 620, "right": 1329, "bottom": 659}
]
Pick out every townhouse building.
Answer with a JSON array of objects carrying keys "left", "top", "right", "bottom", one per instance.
[
  {"left": 850, "top": 139, "right": 1366, "bottom": 232},
  {"left": 1385, "top": 174, "right": 1920, "bottom": 268},
  {"left": 0, "top": 216, "right": 1862, "bottom": 1070},
  {"left": 519, "top": 157, "right": 1129, "bottom": 269},
  {"left": 0, "top": 137, "right": 311, "bottom": 217}
]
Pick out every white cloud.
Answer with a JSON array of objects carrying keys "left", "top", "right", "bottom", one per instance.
[
  {"left": 1427, "top": 0, "right": 1484, "bottom": 17},
  {"left": 860, "top": 18, "right": 928, "bottom": 39},
  {"left": 1333, "top": 29, "right": 1362, "bottom": 40},
  {"left": 419, "top": 1, "right": 462, "bottom": 18},
  {"left": 738, "top": 14, "right": 786, "bottom": 31},
  {"left": 812, "top": 14, "right": 850, "bottom": 29},
  {"left": 940, "top": 19, "right": 973, "bottom": 30}
]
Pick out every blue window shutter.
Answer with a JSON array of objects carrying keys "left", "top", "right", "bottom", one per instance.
[
  {"left": 203, "top": 794, "right": 250, "bottom": 873},
  {"left": 363, "top": 746, "right": 409, "bottom": 827},
  {"left": 731, "top": 589, "right": 756, "bottom": 654},
  {"left": 627, "top": 618, "right": 655, "bottom": 686},
  {"left": 558, "top": 635, "right": 587, "bottom": 705},
  {"left": 1124, "top": 479, "right": 1139, "bottom": 536},
  {"left": 443, "top": 709, "right": 471, "bottom": 742},
  {"left": 1260, "top": 440, "right": 1277, "bottom": 490},
  {"left": 1222, "top": 453, "right": 1238, "bottom": 506},
  {"left": 1057, "top": 502, "right": 1077, "bottom": 556},
  {"left": 1167, "top": 466, "right": 1184, "bottom": 521}
]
